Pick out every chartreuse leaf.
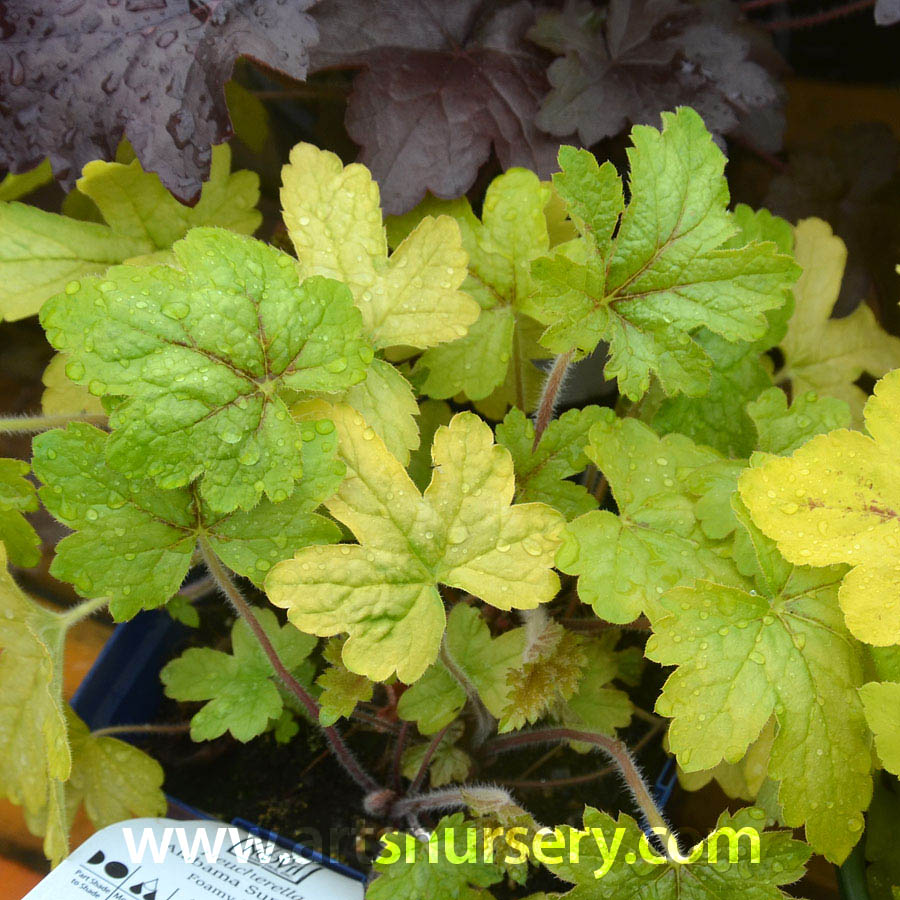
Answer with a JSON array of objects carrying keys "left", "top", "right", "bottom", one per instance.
[
  {"left": 0, "top": 458, "right": 41, "bottom": 567},
  {"left": 398, "top": 604, "right": 527, "bottom": 734},
  {"left": 267, "top": 405, "right": 564, "bottom": 683},
  {"left": 777, "top": 218, "right": 900, "bottom": 426},
  {"left": 33, "top": 423, "right": 342, "bottom": 620},
  {"left": 0, "top": 145, "right": 260, "bottom": 321},
  {"left": 0, "top": 159, "right": 52, "bottom": 202},
  {"left": 543, "top": 806, "right": 810, "bottom": 899},
  {"left": 739, "top": 368, "right": 900, "bottom": 645},
  {"left": 650, "top": 329, "right": 775, "bottom": 457},
  {"left": 280, "top": 144, "right": 475, "bottom": 457},
  {"left": 557, "top": 411, "right": 725, "bottom": 623},
  {"left": 530, "top": 109, "right": 798, "bottom": 400},
  {"left": 859, "top": 682, "right": 900, "bottom": 775},
  {"left": 401, "top": 720, "right": 471, "bottom": 787},
  {"left": 316, "top": 638, "right": 374, "bottom": 727},
  {"left": 500, "top": 616, "right": 585, "bottom": 732},
  {"left": 647, "top": 499, "right": 872, "bottom": 863},
  {"left": 389, "top": 170, "right": 557, "bottom": 415},
  {"left": 161, "top": 608, "right": 317, "bottom": 742},
  {"left": 650, "top": 206, "right": 796, "bottom": 457},
  {"left": 678, "top": 719, "right": 776, "bottom": 802},
  {"left": 561, "top": 636, "right": 634, "bottom": 741},
  {"left": 688, "top": 386, "right": 851, "bottom": 544},
  {"left": 64, "top": 709, "right": 165, "bottom": 830},
  {"left": 496, "top": 406, "right": 604, "bottom": 519},
  {"left": 342, "top": 357, "right": 419, "bottom": 465},
  {"left": 369, "top": 812, "right": 504, "bottom": 900},
  {"left": 40, "top": 228, "right": 372, "bottom": 513},
  {"left": 41, "top": 353, "right": 105, "bottom": 417},
  {"left": 746, "top": 386, "right": 850, "bottom": 455},
  {"left": 281, "top": 143, "right": 476, "bottom": 351},
  {"left": 0, "top": 544, "right": 71, "bottom": 863}
]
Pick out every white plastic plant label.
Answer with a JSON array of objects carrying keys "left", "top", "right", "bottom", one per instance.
[{"left": 24, "top": 817, "right": 365, "bottom": 900}]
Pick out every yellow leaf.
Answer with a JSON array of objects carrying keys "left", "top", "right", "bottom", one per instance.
[
  {"left": 267, "top": 405, "right": 564, "bottom": 682},
  {"left": 280, "top": 143, "right": 477, "bottom": 349},
  {"left": 779, "top": 218, "right": 900, "bottom": 425},
  {"left": 739, "top": 367, "right": 900, "bottom": 644}
]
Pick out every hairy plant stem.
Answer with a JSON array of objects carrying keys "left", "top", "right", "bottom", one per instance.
[
  {"left": 351, "top": 709, "right": 400, "bottom": 734},
  {"left": 533, "top": 351, "right": 573, "bottom": 449},
  {"left": 439, "top": 637, "right": 494, "bottom": 747},
  {"left": 485, "top": 727, "right": 678, "bottom": 851},
  {"left": 408, "top": 723, "right": 451, "bottom": 795},
  {"left": 0, "top": 412, "right": 108, "bottom": 434},
  {"left": 391, "top": 784, "right": 514, "bottom": 821},
  {"left": 57, "top": 596, "right": 109, "bottom": 630},
  {"left": 91, "top": 723, "right": 191, "bottom": 738},
  {"left": 197, "top": 537, "right": 380, "bottom": 794}
]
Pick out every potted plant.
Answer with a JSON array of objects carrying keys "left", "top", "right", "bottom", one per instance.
[{"left": 1, "top": 2, "right": 899, "bottom": 898}]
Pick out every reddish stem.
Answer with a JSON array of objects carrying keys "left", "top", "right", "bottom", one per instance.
[
  {"left": 198, "top": 538, "right": 380, "bottom": 794},
  {"left": 409, "top": 724, "right": 451, "bottom": 795},
  {"left": 486, "top": 727, "right": 674, "bottom": 843},
  {"left": 533, "top": 351, "right": 573, "bottom": 450}
]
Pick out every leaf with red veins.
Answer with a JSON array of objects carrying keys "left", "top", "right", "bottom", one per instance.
[
  {"left": 0, "top": 0, "right": 318, "bottom": 201},
  {"left": 309, "top": 0, "right": 563, "bottom": 214}
]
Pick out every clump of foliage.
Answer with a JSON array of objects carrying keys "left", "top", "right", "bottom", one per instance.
[{"left": 1, "top": 104, "right": 900, "bottom": 900}]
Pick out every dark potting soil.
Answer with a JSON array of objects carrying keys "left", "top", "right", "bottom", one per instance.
[{"left": 142, "top": 588, "right": 670, "bottom": 891}]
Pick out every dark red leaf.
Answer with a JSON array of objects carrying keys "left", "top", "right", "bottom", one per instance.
[
  {"left": 530, "top": 0, "right": 785, "bottom": 152},
  {"left": 0, "top": 0, "right": 318, "bottom": 201},
  {"left": 309, "top": 0, "right": 564, "bottom": 214}
]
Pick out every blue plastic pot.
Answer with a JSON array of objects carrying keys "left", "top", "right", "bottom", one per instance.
[{"left": 71, "top": 609, "right": 365, "bottom": 884}]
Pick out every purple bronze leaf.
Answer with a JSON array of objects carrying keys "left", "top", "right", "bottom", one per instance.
[{"left": 0, "top": 0, "right": 318, "bottom": 201}]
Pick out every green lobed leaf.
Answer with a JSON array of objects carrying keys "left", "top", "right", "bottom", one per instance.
[
  {"left": 161, "top": 608, "right": 317, "bottom": 742},
  {"left": 40, "top": 228, "right": 372, "bottom": 513},
  {"left": 64, "top": 709, "right": 166, "bottom": 831},
  {"left": 496, "top": 406, "right": 604, "bottom": 519},
  {"left": 396, "top": 170, "right": 556, "bottom": 415},
  {"left": 267, "top": 405, "right": 564, "bottom": 683},
  {"left": 0, "top": 458, "right": 41, "bottom": 567},
  {"left": 369, "top": 812, "right": 504, "bottom": 900},
  {"left": 1, "top": 145, "right": 260, "bottom": 321},
  {"left": 746, "top": 386, "right": 850, "bottom": 456},
  {"left": 647, "top": 504, "right": 872, "bottom": 863},
  {"left": 401, "top": 720, "right": 471, "bottom": 788},
  {"left": 530, "top": 109, "right": 798, "bottom": 399},
  {"left": 398, "top": 603, "right": 527, "bottom": 734},
  {"left": 859, "top": 681, "right": 900, "bottom": 776},
  {"left": 281, "top": 143, "right": 476, "bottom": 351},
  {"left": 316, "top": 637, "right": 374, "bottom": 727},
  {"left": 544, "top": 806, "right": 810, "bottom": 899},
  {"left": 557, "top": 411, "right": 727, "bottom": 623},
  {"left": 561, "top": 637, "right": 634, "bottom": 741},
  {"left": 33, "top": 423, "right": 342, "bottom": 620},
  {"left": 777, "top": 218, "right": 900, "bottom": 426},
  {"left": 340, "top": 357, "right": 419, "bottom": 465},
  {"left": 0, "top": 544, "right": 72, "bottom": 864}
]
